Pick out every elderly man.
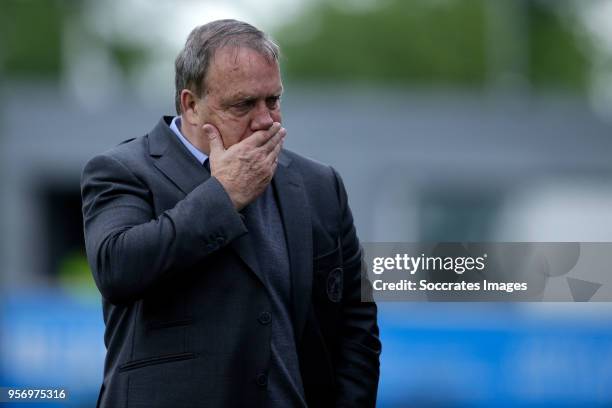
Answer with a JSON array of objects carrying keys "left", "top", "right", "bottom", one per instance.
[{"left": 81, "top": 19, "right": 380, "bottom": 408}]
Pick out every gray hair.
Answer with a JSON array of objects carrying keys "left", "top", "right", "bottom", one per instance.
[{"left": 174, "top": 19, "right": 280, "bottom": 114}]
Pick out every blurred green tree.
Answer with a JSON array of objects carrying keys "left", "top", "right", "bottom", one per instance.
[
  {"left": 0, "top": 0, "right": 67, "bottom": 79},
  {"left": 275, "top": 0, "right": 592, "bottom": 91},
  {"left": 0, "top": 0, "right": 148, "bottom": 81},
  {"left": 0, "top": 0, "right": 595, "bottom": 92},
  {"left": 528, "top": 1, "right": 591, "bottom": 91}
]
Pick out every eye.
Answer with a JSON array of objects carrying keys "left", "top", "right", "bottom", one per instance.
[
  {"left": 266, "top": 96, "right": 280, "bottom": 110},
  {"left": 231, "top": 99, "right": 256, "bottom": 112}
]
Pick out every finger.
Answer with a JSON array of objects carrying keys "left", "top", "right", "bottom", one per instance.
[
  {"left": 263, "top": 157, "right": 279, "bottom": 182},
  {"left": 203, "top": 124, "right": 224, "bottom": 156},
  {"left": 270, "top": 158, "right": 279, "bottom": 176},
  {"left": 246, "top": 122, "right": 282, "bottom": 147},
  {"left": 264, "top": 137, "right": 283, "bottom": 167},
  {"left": 261, "top": 127, "right": 286, "bottom": 154}
]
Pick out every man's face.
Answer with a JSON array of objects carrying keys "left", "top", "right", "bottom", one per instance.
[{"left": 196, "top": 46, "right": 283, "bottom": 148}]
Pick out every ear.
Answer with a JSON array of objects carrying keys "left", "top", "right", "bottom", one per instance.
[{"left": 180, "top": 89, "right": 201, "bottom": 126}]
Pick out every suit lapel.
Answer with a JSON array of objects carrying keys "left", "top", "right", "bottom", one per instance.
[
  {"left": 273, "top": 153, "right": 312, "bottom": 342},
  {"left": 147, "top": 116, "right": 264, "bottom": 284},
  {"left": 148, "top": 116, "right": 209, "bottom": 195},
  {"left": 228, "top": 231, "right": 265, "bottom": 285}
]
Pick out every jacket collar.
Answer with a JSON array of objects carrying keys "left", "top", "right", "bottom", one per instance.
[{"left": 148, "top": 116, "right": 210, "bottom": 195}]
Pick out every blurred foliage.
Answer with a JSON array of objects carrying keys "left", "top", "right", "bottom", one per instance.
[
  {"left": 0, "top": 0, "right": 147, "bottom": 81},
  {"left": 527, "top": 1, "right": 591, "bottom": 91},
  {"left": 276, "top": 0, "right": 488, "bottom": 86},
  {"left": 0, "top": 0, "right": 596, "bottom": 92},
  {"left": 0, "top": 0, "right": 68, "bottom": 79},
  {"left": 107, "top": 41, "right": 150, "bottom": 77},
  {"left": 275, "top": 0, "right": 593, "bottom": 91}
]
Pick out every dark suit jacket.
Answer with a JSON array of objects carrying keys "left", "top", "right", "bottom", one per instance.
[{"left": 81, "top": 116, "right": 381, "bottom": 408}]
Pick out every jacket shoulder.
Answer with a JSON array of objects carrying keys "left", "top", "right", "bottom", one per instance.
[
  {"left": 101, "top": 134, "right": 148, "bottom": 161},
  {"left": 84, "top": 134, "right": 149, "bottom": 171},
  {"left": 281, "top": 149, "right": 347, "bottom": 212},
  {"left": 282, "top": 149, "right": 336, "bottom": 180}
]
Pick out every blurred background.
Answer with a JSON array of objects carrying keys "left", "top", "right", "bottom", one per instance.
[{"left": 1, "top": 0, "right": 612, "bottom": 406}]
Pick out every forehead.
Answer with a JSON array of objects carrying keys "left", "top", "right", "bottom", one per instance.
[{"left": 205, "top": 46, "right": 282, "bottom": 98}]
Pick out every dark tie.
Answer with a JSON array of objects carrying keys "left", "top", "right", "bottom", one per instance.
[{"left": 203, "top": 158, "right": 210, "bottom": 172}]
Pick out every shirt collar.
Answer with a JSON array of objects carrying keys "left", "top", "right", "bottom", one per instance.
[{"left": 169, "top": 116, "right": 209, "bottom": 166}]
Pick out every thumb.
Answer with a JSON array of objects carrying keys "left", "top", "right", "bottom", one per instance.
[{"left": 203, "top": 124, "right": 224, "bottom": 155}]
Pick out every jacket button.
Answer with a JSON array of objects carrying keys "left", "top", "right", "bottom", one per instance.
[
  {"left": 258, "top": 311, "right": 271, "bottom": 325},
  {"left": 256, "top": 373, "right": 268, "bottom": 387}
]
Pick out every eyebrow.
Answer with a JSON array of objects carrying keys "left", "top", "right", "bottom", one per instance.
[{"left": 227, "top": 87, "right": 284, "bottom": 104}]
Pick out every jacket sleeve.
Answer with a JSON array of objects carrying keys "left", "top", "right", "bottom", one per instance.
[
  {"left": 330, "top": 167, "right": 382, "bottom": 408},
  {"left": 81, "top": 153, "right": 247, "bottom": 305}
]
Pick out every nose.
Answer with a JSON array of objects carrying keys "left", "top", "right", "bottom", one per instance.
[{"left": 250, "top": 101, "right": 274, "bottom": 131}]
